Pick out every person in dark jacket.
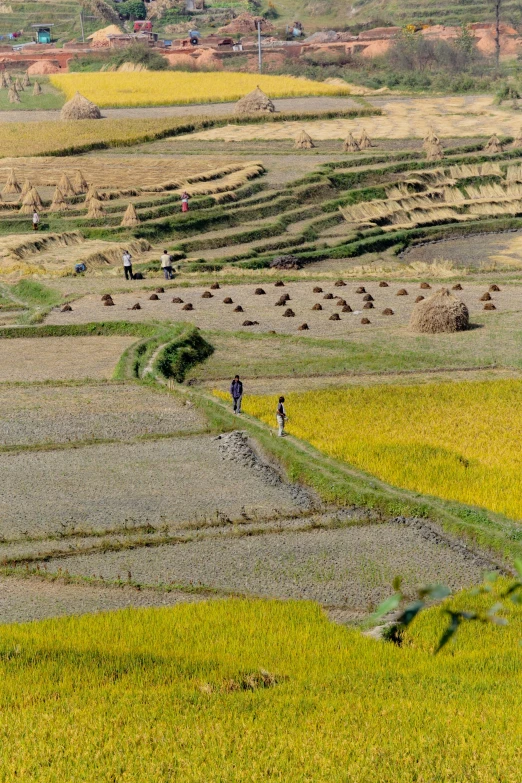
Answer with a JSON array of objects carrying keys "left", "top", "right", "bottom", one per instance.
[{"left": 230, "top": 375, "right": 243, "bottom": 414}]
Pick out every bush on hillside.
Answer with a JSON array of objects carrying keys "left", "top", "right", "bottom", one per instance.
[{"left": 109, "top": 42, "right": 168, "bottom": 70}]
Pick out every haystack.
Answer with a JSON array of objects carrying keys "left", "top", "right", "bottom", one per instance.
[
  {"left": 3, "top": 169, "right": 20, "bottom": 195},
  {"left": 359, "top": 129, "right": 372, "bottom": 149},
  {"left": 342, "top": 133, "right": 359, "bottom": 152},
  {"left": 8, "top": 87, "right": 20, "bottom": 104},
  {"left": 121, "top": 203, "right": 139, "bottom": 227},
  {"left": 60, "top": 92, "right": 102, "bottom": 121},
  {"left": 0, "top": 72, "right": 7, "bottom": 89},
  {"left": 32, "top": 80, "right": 42, "bottom": 96},
  {"left": 14, "top": 78, "right": 23, "bottom": 92},
  {"left": 235, "top": 86, "right": 275, "bottom": 115},
  {"left": 484, "top": 135, "right": 503, "bottom": 154},
  {"left": 50, "top": 186, "right": 69, "bottom": 212},
  {"left": 19, "top": 188, "right": 42, "bottom": 214},
  {"left": 27, "top": 61, "right": 60, "bottom": 75},
  {"left": 409, "top": 287, "right": 469, "bottom": 333},
  {"left": 22, "top": 72, "right": 30, "bottom": 88},
  {"left": 58, "top": 172, "right": 75, "bottom": 197},
  {"left": 21, "top": 179, "right": 32, "bottom": 197},
  {"left": 87, "top": 24, "right": 122, "bottom": 48},
  {"left": 86, "top": 198, "right": 106, "bottom": 218},
  {"left": 511, "top": 128, "right": 522, "bottom": 148},
  {"left": 85, "top": 185, "right": 100, "bottom": 203},
  {"left": 294, "top": 129, "right": 315, "bottom": 149},
  {"left": 73, "top": 170, "right": 88, "bottom": 193},
  {"left": 425, "top": 140, "right": 443, "bottom": 161},
  {"left": 423, "top": 127, "right": 439, "bottom": 147}
]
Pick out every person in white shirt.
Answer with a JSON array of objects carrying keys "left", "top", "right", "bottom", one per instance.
[
  {"left": 160, "top": 250, "right": 173, "bottom": 280},
  {"left": 32, "top": 211, "right": 40, "bottom": 231},
  {"left": 276, "top": 396, "right": 287, "bottom": 437},
  {"left": 122, "top": 250, "right": 133, "bottom": 280}
]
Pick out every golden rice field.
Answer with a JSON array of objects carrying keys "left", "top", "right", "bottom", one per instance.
[
  {"left": 1, "top": 595, "right": 522, "bottom": 781},
  {"left": 50, "top": 72, "right": 350, "bottom": 107},
  {"left": 235, "top": 380, "right": 522, "bottom": 522}
]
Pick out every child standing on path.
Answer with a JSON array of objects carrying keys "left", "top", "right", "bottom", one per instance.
[
  {"left": 276, "top": 396, "right": 287, "bottom": 437},
  {"left": 230, "top": 375, "right": 243, "bottom": 415}
]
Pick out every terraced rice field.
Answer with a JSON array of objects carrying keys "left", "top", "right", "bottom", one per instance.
[{"left": 238, "top": 379, "right": 522, "bottom": 522}]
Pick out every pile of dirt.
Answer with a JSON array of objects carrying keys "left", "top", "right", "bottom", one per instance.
[
  {"left": 27, "top": 61, "right": 60, "bottom": 75},
  {"left": 61, "top": 92, "right": 102, "bottom": 121},
  {"left": 270, "top": 254, "right": 301, "bottom": 270},
  {"left": 197, "top": 48, "right": 223, "bottom": 71},
  {"left": 410, "top": 287, "right": 469, "bottom": 333},
  {"left": 219, "top": 13, "right": 274, "bottom": 34},
  {"left": 87, "top": 24, "right": 122, "bottom": 48},
  {"left": 215, "top": 431, "right": 314, "bottom": 508}
]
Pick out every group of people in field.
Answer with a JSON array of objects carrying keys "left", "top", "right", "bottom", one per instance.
[{"left": 230, "top": 375, "right": 288, "bottom": 437}]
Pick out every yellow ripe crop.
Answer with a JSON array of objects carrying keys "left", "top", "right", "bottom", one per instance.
[
  {"left": 1, "top": 597, "right": 522, "bottom": 781},
  {"left": 238, "top": 379, "right": 522, "bottom": 522},
  {"left": 50, "top": 71, "right": 350, "bottom": 107}
]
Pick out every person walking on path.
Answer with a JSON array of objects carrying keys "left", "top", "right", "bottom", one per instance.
[
  {"left": 160, "top": 249, "right": 173, "bottom": 280},
  {"left": 230, "top": 375, "right": 243, "bottom": 415},
  {"left": 32, "top": 210, "right": 39, "bottom": 231},
  {"left": 276, "top": 396, "right": 287, "bottom": 437},
  {"left": 181, "top": 191, "right": 190, "bottom": 213},
  {"left": 122, "top": 250, "right": 133, "bottom": 281}
]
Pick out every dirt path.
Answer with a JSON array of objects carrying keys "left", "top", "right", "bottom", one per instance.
[{"left": 0, "top": 96, "right": 361, "bottom": 124}]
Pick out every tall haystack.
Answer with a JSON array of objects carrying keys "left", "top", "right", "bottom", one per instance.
[
  {"left": 294, "top": 129, "right": 315, "bottom": 149},
  {"left": 33, "top": 80, "right": 42, "bottom": 96},
  {"left": 0, "top": 72, "right": 7, "bottom": 89},
  {"left": 512, "top": 128, "right": 522, "bottom": 148},
  {"left": 235, "top": 86, "right": 275, "bottom": 114},
  {"left": 8, "top": 86, "right": 20, "bottom": 104},
  {"left": 21, "top": 179, "right": 32, "bottom": 197},
  {"left": 14, "top": 77, "right": 23, "bottom": 92},
  {"left": 50, "top": 186, "right": 69, "bottom": 212},
  {"left": 342, "top": 133, "right": 360, "bottom": 152},
  {"left": 121, "top": 202, "right": 139, "bottom": 227},
  {"left": 58, "top": 172, "right": 75, "bottom": 197},
  {"left": 3, "top": 169, "right": 20, "bottom": 195},
  {"left": 85, "top": 185, "right": 100, "bottom": 203},
  {"left": 425, "top": 140, "right": 444, "bottom": 161},
  {"left": 87, "top": 198, "right": 106, "bottom": 218},
  {"left": 423, "top": 127, "right": 439, "bottom": 148},
  {"left": 359, "top": 128, "right": 373, "bottom": 149},
  {"left": 22, "top": 72, "right": 30, "bottom": 88},
  {"left": 4, "top": 71, "right": 11, "bottom": 86},
  {"left": 484, "top": 134, "right": 503, "bottom": 154},
  {"left": 19, "top": 188, "right": 43, "bottom": 214},
  {"left": 60, "top": 91, "right": 102, "bottom": 121},
  {"left": 73, "top": 170, "right": 88, "bottom": 194},
  {"left": 409, "top": 287, "right": 469, "bottom": 333}
]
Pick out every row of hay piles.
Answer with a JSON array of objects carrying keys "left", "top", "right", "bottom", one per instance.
[{"left": 1, "top": 168, "right": 89, "bottom": 198}]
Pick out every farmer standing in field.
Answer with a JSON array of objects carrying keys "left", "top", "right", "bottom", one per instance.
[
  {"left": 230, "top": 375, "right": 243, "bottom": 415},
  {"left": 181, "top": 191, "right": 190, "bottom": 213},
  {"left": 276, "top": 396, "right": 287, "bottom": 437},
  {"left": 122, "top": 249, "right": 133, "bottom": 281},
  {"left": 160, "top": 249, "right": 173, "bottom": 280},
  {"left": 32, "top": 210, "right": 39, "bottom": 231}
]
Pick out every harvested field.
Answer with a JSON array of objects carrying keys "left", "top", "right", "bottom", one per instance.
[
  {"left": 0, "top": 336, "right": 133, "bottom": 382},
  {"left": 0, "top": 434, "right": 312, "bottom": 538},
  {"left": 43, "top": 521, "right": 487, "bottom": 608},
  {"left": 0, "top": 383, "right": 204, "bottom": 446},
  {"left": 186, "top": 95, "right": 522, "bottom": 141},
  {"left": 45, "top": 280, "right": 520, "bottom": 337},
  {"left": 404, "top": 229, "right": 522, "bottom": 269},
  {"left": 0, "top": 576, "right": 205, "bottom": 625}
]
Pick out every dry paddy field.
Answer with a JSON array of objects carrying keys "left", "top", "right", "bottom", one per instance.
[
  {"left": 46, "top": 280, "right": 521, "bottom": 337},
  {"left": 0, "top": 336, "right": 133, "bottom": 382}
]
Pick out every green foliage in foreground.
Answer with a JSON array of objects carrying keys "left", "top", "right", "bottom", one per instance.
[{"left": 1, "top": 597, "right": 522, "bottom": 781}]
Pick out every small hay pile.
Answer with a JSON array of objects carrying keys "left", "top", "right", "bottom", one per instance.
[
  {"left": 235, "top": 86, "right": 275, "bottom": 115},
  {"left": 2, "top": 169, "right": 20, "bottom": 195},
  {"left": 60, "top": 92, "right": 102, "bottom": 121},
  {"left": 20, "top": 179, "right": 32, "bottom": 197},
  {"left": 425, "top": 139, "right": 443, "bottom": 161},
  {"left": 0, "top": 72, "right": 7, "bottom": 89},
  {"left": 19, "top": 187, "right": 43, "bottom": 214},
  {"left": 342, "top": 133, "right": 359, "bottom": 152},
  {"left": 8, "top": 86, "right": 19, "bottom": 104},
  {"left": 73, "top": 170, "right": 88, "bottom": 194},
  {"left": 512, "top": 128, "right": 522, "bottom": 148},
  {"left": 14, "top": 77, "right": 23, "bottom": 92},
  {"left": 484, "top": 135, "right": 503, "bottom": 154},
  {"left": 33, "top": 80, "right": 42, "bottom": 96},
  {"left": 22, "top": 72, "right": 30, "bottom": 88},
  {"left": 409, "top": 287, "right": 469, "bottom": 333},
  {"left": 294, "top": 129, "right": 315, "bottom": 149},
  {"left": 58, "top": 172, "right": 75, "bottom": 197},
  {"left": 121, "top": 203, "right": 139, "bottom": 227}
]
